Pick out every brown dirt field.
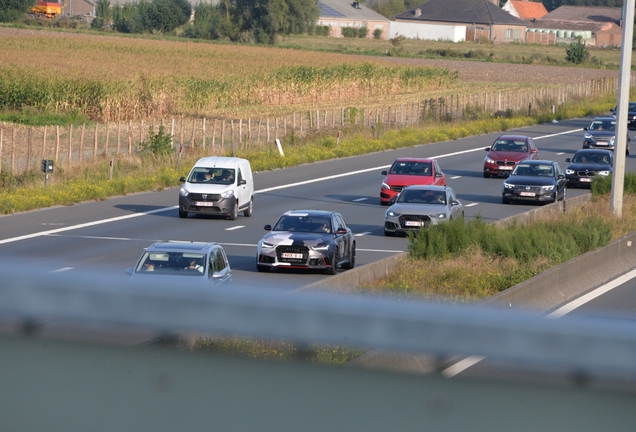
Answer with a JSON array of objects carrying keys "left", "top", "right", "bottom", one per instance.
[{"left": 0, "top": 26, "right": 620, "bottom": 86}]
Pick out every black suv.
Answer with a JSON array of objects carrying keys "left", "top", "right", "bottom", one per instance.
[{"left": 611, "top": 102, "right": 636, "bottom": 129}]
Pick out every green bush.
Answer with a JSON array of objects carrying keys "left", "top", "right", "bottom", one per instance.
[
  {"left": 373, "top": 28, "right": 383, "bottom": 39},
  {"left": 140, "top": 125, "right": 174, "bottom": 156},
  {"left": 357, "top": 26, "right": 368, "bottom": 38},
  {"left": 566, "top": 36, "right": 589, "bottom": 64},
  {"left": 341, "top": 27, "right": 357, "bottom": 38}
]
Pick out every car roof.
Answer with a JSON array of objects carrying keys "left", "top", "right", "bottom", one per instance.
[
  {"left": 392, "top": 157, "right": 434, "bottom": 163},
  {"left": 145, "top": 241, "right": 219, "bottom": 253},
  {"left": 516, "top": 159, "right": 556, "bottom": 165},
  {"left": 574, "top": 149, "right": 613, "bottom": 155},
  {"left": 495, "top": 135, "right": 531, "bottom": 140},
  {"left": 194, "top": 156, "right": 248, "bottom": 168},
  {"left": 592, "top": 117, "right": 616, "bottom": 121},
  {"left": 402, "top": 185, "right": 449, "bottom": 192},
  {"left": 281, "top": 210, "right": 337, "bottom": 218}
]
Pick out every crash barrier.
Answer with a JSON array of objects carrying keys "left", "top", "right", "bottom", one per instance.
[
  {"left": 0, "top": 76, "right": 627, "bottom": 175},
  {"left": 2, "top": 267, "right": 636, "bottom": 431}
]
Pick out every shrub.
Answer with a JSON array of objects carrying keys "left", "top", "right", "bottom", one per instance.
[
  {"left": 566, "top": 36, "right": 589, "bottom": 64},
  {"left": 357, "top": 26, "right": 369, "bottom": 38},
  {"left": 373, "top": 28, "right": 383, "bottom": 39},
  {"left": 341, "top": 27, "right": 357, "bottom": 38},
  {"left": 140, "top": 125, "right": 174, "bottom": 156}
]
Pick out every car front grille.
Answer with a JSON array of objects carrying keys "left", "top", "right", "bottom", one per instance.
[
  {"left": 276, "top": 245, "right": 309, "bottom": 264},
  {"left": 576, "top": 171, "right": 596, "bottom": 177},
  {"left": 188, "top": 193, "right": 222, "bottom": 202},
  {"left": 513, "top": 185, "right": 543, "bottom": 192},
  {"left": 398, "top": 214, "right": 431, "bottom": 229},
  {"left": 496, "top": 161, "right": 516, "bottom": 167}
]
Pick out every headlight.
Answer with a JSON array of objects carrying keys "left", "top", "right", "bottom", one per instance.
[
  {"left": 381, "top": 182, "right": 390, "bottom": 190},
  {"left": 221, "top": 189, "right": 235, "bottom": 199},
  {"left": 386, "top": 210, "right": 401, "bottom": 217},
  {"left": 541, "top": 185, "right": 555, "bottom": 191},
  {"left": 597, "top": 170, "right": 610, "bottom": 176},
  {"left": 484, "top": 157, "right": 495, "bottom": 164},
  {"left": 260, "top": 241, "right": 275, "bottom": 248},
  {"left": 503, "top": 183, "right": 515, "bottom": 190},
  {"left": 311, "top": 245, "right": 330, "bottom": 251},
  {"left": 584, "top": 133, "right": 592, "bottom": 139},
  {"left": 434, "top": 213, "right": 447, "bottom": 220},
  {"left": 565, "top": 169, "right": 575, "bottom": 175},
  {"left": 179, "top": 187, "right": 189, "bottom": 197}
]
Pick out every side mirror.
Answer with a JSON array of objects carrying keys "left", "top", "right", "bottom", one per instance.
[
  {"left": 558, "top": 174, "right": 565, "bottom": 179},
  {"left": 584, "top": 127, "right": 588, "bottom": 131},
  {"left": 451, "top": 200, "right": 460, "bottom": 206},
  {"left": 388, "top": 197, "right": 397, "bottom": 205},
  {"left": 435, "top": 172, "right": 443, "bottom": 177},
  {"left": 565, "top": 158, "right": 571, "bottom": 163},
  {"left": 125, "top": 268, "right": 133, "bottom": 275},
  {"left": 381, "top": 170, "right": 387, "bottom": 175},
  {"left": 179, "top": 176, "right": 186, "bottom": 182},
  {"left": 335, "top": 228, "right": 348, "bottom": 235},
  {"left": 530, "top": 149, "right": 538, "bottom": 153},
  {"left": 239, "top": 179, "right": 247, "bottom": 186},
  {"left": 264, "top": 224, "right": 272, "bottom": 231},
  {"left": 485, "top": 147, "right": 491, "bottom": 151}
]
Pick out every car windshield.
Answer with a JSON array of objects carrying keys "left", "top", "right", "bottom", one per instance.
[
  {"left": 491, "top": 139, "right": 528, "bottom": 152},
  {"left": 512, "top": 164, "right": 554, "bottom": 177},
  {"left": 187, "top": 168, "right": 235, "bottom": 185},
  {"left": 572, "top": 152, "right": 610, "bottom": 164},
  {"left": 397, "top": 189, "right": 446, "bottom": 205},
  {"left": 589, "top": 121, "right": 615, "bottom": 131},
  {"left": 389, "top": 161, "right": 432, "bottom": 176},
  {"left": 273, "top": 215, "right": 332, "bottom": 233},
  {"left": 135, "top": 252, "right": 206, "bottom": 275}
]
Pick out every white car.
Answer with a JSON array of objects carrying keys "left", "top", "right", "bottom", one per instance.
[{"left": 384, "top": 185, "right": 464, "bottom": 236}]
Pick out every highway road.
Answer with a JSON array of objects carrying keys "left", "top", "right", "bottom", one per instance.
[{"left": 0, "top": 116, "right": 621, "bottom": 292}]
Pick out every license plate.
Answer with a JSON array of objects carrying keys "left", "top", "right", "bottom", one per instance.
[
  {"left": 405, "top": 221, "right": 424, "bottom": 226},
  {"left": 580, "top": 178, "right": 592, "bottom": 182},
  {"left": 196, "top": 202, "right": 215, "bottom": 207},
  {"left": 519, "top": 192, "right": 535, "bottom": 197},
  {"left": 282, "top": 253, "right": 303, "bottom": 259},
  {"left": 499, "top": 166, "right": 513, "bottom": 170},
  {"left": 595, "top": 142, "right": 608, "bottom": 146}
]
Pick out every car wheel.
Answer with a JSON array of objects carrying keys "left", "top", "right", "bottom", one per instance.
[
  {"left": 502, "top": 197, "right": 510, "bottom": 205},
  {"left": 384, "top": 229, "right": 395, "bottom": 237},
  {"left": 228, "top": 201, "right": 238, "bottom": 220},
  {"left": 483, "top": 172, "right": 490, "bottom": 178},
  {"left": 244, "top": 198, "right": 253, "bottom": 217},
  {"left": 179, "top": 209, "right": 188, "bottom": 218},
  {"left": 342, "top": 243, "right": 356, "bottom": 270},
  {"left": 256, "top": 264, "right": 270, "bottom": 273},
  {"left": 326, "top": 249, "right": 338, "bottom": 275}
]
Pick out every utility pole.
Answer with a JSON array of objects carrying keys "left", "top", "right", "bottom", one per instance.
[{"left": 610, "top": 0, "right": 635, "bottom": 217}]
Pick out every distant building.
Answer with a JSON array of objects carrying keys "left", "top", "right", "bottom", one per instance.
[
  {"left": 501, "top": 0, "right": 548, "bottom": 21},
  {"left": 527, "top": 5, "right": 623, "bottom": 47},
  {"left": 317, "top": 0, "right": 390, "bottom": 39},
  {"left": 394, "top": 0, "right": 527, "bottom": 44}
]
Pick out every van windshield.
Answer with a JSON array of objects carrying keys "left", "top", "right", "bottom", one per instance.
[{"left": 187, "top": 168, "right": 235, "bottom": 185}]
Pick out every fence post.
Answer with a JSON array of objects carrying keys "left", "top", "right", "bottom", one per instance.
[
  {"left": 104, "top": 122, "right": 110, "bottom": 156},
  {"left": 42, "top": 126, "right": 47, "bottom": 159},
  {"left": 27, "top": 127, "right": 32, "bottom": 171},
  {"left": 128, "top": 120, "right": 132, "bottom": 154},
  {"left": 93, "top": 124, "right": 98, "bottom": 159},
  {"left": 202, "top": 118, "right": 207, "bottom": 150},
  {"left": 212, "top": 119, "right": 217, "bottom": 151},
  {"left": 221, "top": 120, "right": 225, "bottom": 153},
  {"left": 170, "top": 118, "right": 175, "bottom": 148},
  {"left": 116, "top": 121, "right": 121, "bottom": 155},
  {"left": 190, "top": 118, "right": 196, "bottom": 148},
  {"left": 11, "top": 128, "right": 15, "bottom": 174},
  {"left": 0, "top": 128, "right": 3, "bottom": 174},
  {"left": 68, "top": 124, "right": 74, "bottom": 164},
  {"left": 79, "top": 124, "right": 86, "bottom": 162},
  {"left": 55, "top": 126, "right": 60, "bottom": 162},
  {"left": 266, "top": 118, "right": 270, "bottom": 143}
]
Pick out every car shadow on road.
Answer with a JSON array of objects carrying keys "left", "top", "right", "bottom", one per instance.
[
  {"left": 457, "top": 193, "right": 504, "bottom": 205},
  {"left": 443, "top": 169, "right": 485, "bottom": 179},
  {"left": 115, "top": 204, "right": 177, "bottom": 217},
  {"left": 324, "top": 194, "right": 382, "bottom": 206}
]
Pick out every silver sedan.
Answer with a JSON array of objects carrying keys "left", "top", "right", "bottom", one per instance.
[{"left": 384, "top": 185, "right": 464, "bottom": 236}]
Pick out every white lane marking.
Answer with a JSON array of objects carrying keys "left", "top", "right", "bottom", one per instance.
[
  {"left": 465, "top": 203, "right": 479, "bottom": 207},
  {"left": 0, "top": 128, "right": 584, "bottom": 246},
  {"left": 441, "top": 257, "right": 635, "bottom": 377},
  {"left": 48, "top": 234, "right": 137, "bottom": 241},
  {"left": 41, "top": 223, "right": 65, "bottom": 226},
  {"left": 556, "top": 152, "right": 566, "bottom": 155},
  {"left": 533, "top": 129, "right": 581, "bottom": 140},
  {"left": 546, "top": 268, "right": 636, "bottom": 319},
  {"left": 450, "top": 176, "right": 462, "bottom": 179},
  {"left": 225, "top": 226, "right": 245, "bottom": 231},
  {"left": 0, "top": 207, "right": 177, "bottom": 246},
  {"left": 362, "top": 248, "right": 403, "bottom": 253},
  {"left": 441, "top": 356, "right": 485, "bottom": 378},
  {"left": 353, "top": 198, "right": 368, "bottom": 202},
  {"left": 354, "top": 232, "right": 371, "bottom": 237},
  {"left": 51, "top": 267, "right": 74, "bottom": 273}
]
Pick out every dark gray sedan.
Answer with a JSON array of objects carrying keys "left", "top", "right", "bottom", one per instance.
[
  {"left": 502, "top": 160, "right": 567, "bottom": 204},
  {"left": 583, "top": 117, "right": 630, "bottom": 155},
  {"left": 384, "top": 185, "right": 464, "bottom": 236}
]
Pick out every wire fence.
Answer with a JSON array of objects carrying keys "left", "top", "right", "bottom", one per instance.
[{"left": 0, "top": 76, "right": 623, "bottom": 175}]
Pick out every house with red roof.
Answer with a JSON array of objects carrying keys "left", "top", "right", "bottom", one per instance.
[{"left": 501, "top": 0, "right": 548, "bottom": 21}]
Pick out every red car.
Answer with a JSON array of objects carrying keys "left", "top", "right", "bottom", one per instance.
[
  {"left": 483, "top": 135, "right": 539, "bottom": 178},
  {"left": 380, "top": 158, "right": 446, "bottom": 205}
]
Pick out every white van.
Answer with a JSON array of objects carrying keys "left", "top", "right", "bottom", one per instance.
[{"left": 178, "top": 157, "right": 254, "bottom": 220}]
